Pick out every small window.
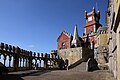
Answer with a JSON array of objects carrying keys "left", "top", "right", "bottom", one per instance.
[
  {"left": 61, "top": 42, "right": 65, "bottom": 49},
  {"left": 88, "top": 28, "right": 92, "bottom": 34}
]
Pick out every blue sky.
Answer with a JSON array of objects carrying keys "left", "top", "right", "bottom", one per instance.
[{"left": 0, "top": 0, "right": 107, "bottom": 53}]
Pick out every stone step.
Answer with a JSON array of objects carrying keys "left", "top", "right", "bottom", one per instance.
[{"left": 70, "top": 62, "right": 87, "bottom": 72}]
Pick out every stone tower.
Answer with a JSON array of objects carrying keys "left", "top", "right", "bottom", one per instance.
[{"left": 84, "top": 7, "right": 101, "bottom": 34}]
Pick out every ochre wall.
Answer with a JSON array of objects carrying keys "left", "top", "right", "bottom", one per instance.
[
  {"left": 97, "top": 34, "right": 108, "bottom": 47},
  {"left": 117, "top": 24, "right": 120, "bottom": 80},
  {"left": 114, "top": 0, "right": 120, "bottom": 79},
  {"left": 57, "top": 47, "right": 93, "bottom": 66}
]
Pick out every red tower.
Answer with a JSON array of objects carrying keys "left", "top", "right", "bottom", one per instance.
[
  {"left": 57, "top": 31, "right": 72, "bottom": 49},
  {"left": 83, "top": 7, "right": 101, "bottom": 49}
]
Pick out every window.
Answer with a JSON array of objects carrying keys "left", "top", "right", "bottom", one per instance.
[
  {"left": 61, "top": 42, "right": 65, "bottom": 49},
  {"left": 88, "top": 16, "right": 92, "bottom": 21},
  {"left": 88, "top": 28, "right": 92, "bottom": 34}
]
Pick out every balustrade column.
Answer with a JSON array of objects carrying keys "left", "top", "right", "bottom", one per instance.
[
  {"left": 9, "top": 56, "right": 12, "bottom": 67},
  {"left": 4, "top": 44, "right": 8, "bottom": 66},
  {"left": 28, "top": 51, "right": 32, "bottom": 70},
  {"left": 19, "top": 58, "right": 22, "bottom": 67},
  {"left": 13, "top": 46, "right": 20, "bottom": 71},
  {"left": 39, "top": 59, "right": 41, "bottom": 68},
  {"left": 44, "top": 53, "right": 48, "bottom": 69},
  {"left": 8, "top": 45, "right": 12, "bottom": 68},
  {"left": 35, "top": 59, "right": 37, "bottom": 69},
  {"left": 0, "top": 53, "right": 1, "bottom": 59},
  {"left": 23, "top": 58, "right": 25, "bottom": 67},
  {"left": 25, "top": 58, "right": 27, "bottom": 67},
  {"left": 13, "top": 56, "right": 19, "bottom": 71},
  {"left": 0, "top": 43, "right": 4, "bottom": 58},
  {"left": 50, "top": 60, "right": 52, "bottom": 67}
]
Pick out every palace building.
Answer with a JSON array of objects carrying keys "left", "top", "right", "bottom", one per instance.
[
  {"left": 57, "top": 8, "right": 102, "bottom": 50},
  {"left": 57, "top": 25, "right": 84, "bottom": 50}
]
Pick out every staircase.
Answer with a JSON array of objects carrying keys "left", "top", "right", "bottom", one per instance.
[
  {"left": 69, "top": 62, "right": 87, "bottom": 72},
  {"left": 69, "top": 58, "right": 100, "bottom": 72}
]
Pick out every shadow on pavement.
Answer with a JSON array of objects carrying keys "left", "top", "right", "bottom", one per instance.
[
  {"left": 27, "top": 70, "right": 52, "bottom": 76},
  {"left": 0, "top": 70, "right": 52, "bottom": 80},
  {"left": 0, "top": 74, "right": 24, "bottom": 80}
]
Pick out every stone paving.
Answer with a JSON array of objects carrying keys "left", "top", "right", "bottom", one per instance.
[
  {"left": 22, "top": 70, "right": 115, "bottom": 80},
  {"left": 0, "top": 69, "right": 116, "bottom": 80}
]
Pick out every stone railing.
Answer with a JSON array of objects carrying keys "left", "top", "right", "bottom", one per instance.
[{"left": 0, "top": 43, "right": 60, "bottom": 72}]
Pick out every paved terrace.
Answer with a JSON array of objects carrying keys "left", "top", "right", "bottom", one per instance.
[{"left": 0, "top": 70, "right": 115, "bottom": 80}]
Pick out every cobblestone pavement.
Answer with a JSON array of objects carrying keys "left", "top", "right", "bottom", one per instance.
[{"left": 22, "top": 70, "right": 115, "bottom": 80}]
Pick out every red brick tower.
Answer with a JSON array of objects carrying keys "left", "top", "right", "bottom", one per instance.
[
  {"left": 57, "top": 31, "right": 72, "bottom": 49},
  {"left": 82, "top": 7, "right": 101, "bottom": 49}
]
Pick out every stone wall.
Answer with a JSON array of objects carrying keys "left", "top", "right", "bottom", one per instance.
[
  {"left": 57, "top": 31, "right": 71, "bottom": 49},
  {"left": 116, "top": 12, "right": 120, "bottom": 80},
  {"left": 57, "top": 47, "right": 93, "bottom": 66},
  {"left": 97, "top": 34, "right": 108, "bottom": 47}
]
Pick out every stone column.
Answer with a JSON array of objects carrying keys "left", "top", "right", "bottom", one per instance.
[
  {"left": 23, "top": 58, "right": 25, "bottom": 67},
  {"left": 19, "top": 58, "right": 22, "bottom": 67},
  {"left": 44, "top": 53, "right": 48, "bottom": 69},
  {"left": 39, "top": 59, "right": 41, "bottom": 68},
  {"left": 9, "top": 45, "right": 12, "bottom": 67},
  {"left": 13, "top": 56, "right": 19, "bottom": 71},
  {"left": 9, "top": 56, "right": 12, "bottom": 67},
  {"left": 13, "top": 46, "right": 19, "bottom": 71},
  {"left": 35, "top": 59, "right": 37, "bottom": 70},
  {"left": 3, "top": 55, "right": 6, "bottom": 66},
  {"left": 25, "top": 58, "right": 28, "bottom": 67},
  {"left": 28, "top": 51, "right": 32, "bottom": 70}
]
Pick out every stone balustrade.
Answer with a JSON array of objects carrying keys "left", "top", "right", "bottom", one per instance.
[{"left": 0, "top": 42, "right": 60, "bottom": 72}]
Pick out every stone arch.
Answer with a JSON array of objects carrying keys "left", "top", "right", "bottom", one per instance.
[
  {"left": 65, "top": 59, "right": 69, "bottom": 70},
  {"left": 10, "top": 56, "right": 14, "bottom": 67},
  {"left": 0, "top": 55, "right": 4, "bottom": 64},
  {"left": 65, "top": 59, "right": 69, "bottom": 66},
  {"left": 41, "top": 59, "right": 44, "bottom": 67},
  {"left": 6, "top": 55, "right": 9, "bottom": 67},
  {"left": 32, "top": 58, "right": 36, "bottom": 69}
]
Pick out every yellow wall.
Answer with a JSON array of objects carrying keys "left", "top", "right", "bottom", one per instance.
[
  {"left": 114, "top": 0, "right": 120, "bottom": 20},
  {"left": 114, "top": 0, "right": 120, "bottom": 80},
  {"left": 97, "top": 34, "right": 108, "bottom": 47},
  {"left": 116, "top": 23, "right": 120, "bottom": 80}
]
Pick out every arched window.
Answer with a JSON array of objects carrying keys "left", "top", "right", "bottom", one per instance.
[{"left": 61, "top": 42, "right": 65, "bottom": 49}]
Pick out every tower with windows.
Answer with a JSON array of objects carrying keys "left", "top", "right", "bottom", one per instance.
[{"left": 83, "top": 7, "right": 102, "bottom": 49}]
